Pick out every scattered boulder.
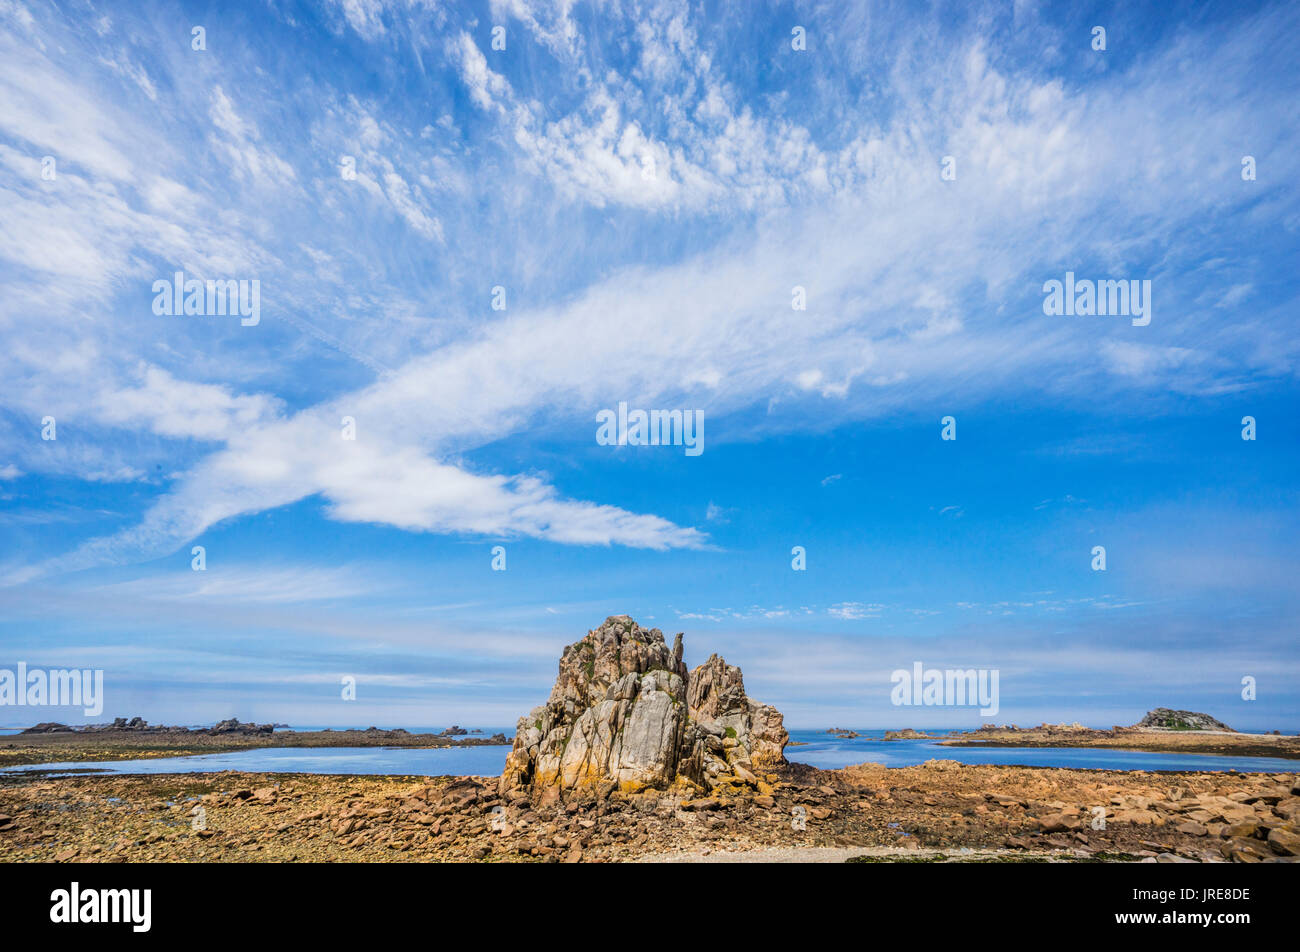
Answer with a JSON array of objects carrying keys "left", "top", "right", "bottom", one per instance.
[
  {"left": 1267, "top": 828, "right": 1300, "bottom": 857},
  {"left": 1274, "top": 798, "right": 1300, "bottom": 821},
  {"left": 1038, "top": 813, "right": 1083, "bottom": 834},
  {"left": 1221, "top": 837, "right": 1272, "bottom": 863},
  {"left": 1219, "top": 820, "right": 1260, "bottom": 840}
]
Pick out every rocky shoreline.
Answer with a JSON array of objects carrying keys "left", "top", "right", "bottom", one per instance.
[
  {"left": 1, "top": 760, "right": 1296, "bottom": 863},
  {"left": 939, "top": 723, "right": 1300, "bottom": 760},
  {"left": 0, "top": 722, "right": 510, "bottom": 769},
  {"left": 4, "top": 620, "right": 1297, "bottom": 864}
]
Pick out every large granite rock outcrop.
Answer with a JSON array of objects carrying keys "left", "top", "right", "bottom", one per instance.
[{"left": 501, "top": 616, "right": 787, "bottom": 800}]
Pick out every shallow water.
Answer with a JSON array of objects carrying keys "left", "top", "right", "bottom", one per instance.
[
  {"left": 3, "top": 727, "right": 1296, "bottom": 777},
  {"left": 784, "top": 729, "right": 1300, "bottom": 772},
  {"left": 1, "top": 744, "right": 513, "bottom": 777}
]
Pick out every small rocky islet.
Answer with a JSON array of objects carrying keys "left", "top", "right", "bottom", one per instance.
[
  {"left": 1, "top": 616, "right": 1297, "bottom": 863},
  {"left": 2, "top": 719, "right": 509, "bottom": 768},
  {"left": 939, "top": 714, "right": 1299, "bottom": 759}
]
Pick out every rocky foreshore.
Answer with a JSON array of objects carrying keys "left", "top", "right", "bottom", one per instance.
[
  {"left": 3, "top": 623, "right": 1297, "bottom": 864},
  {"left": 1, "top": 721, "right": 510, "bottom": 768},
  {"left": 1, "top": 760, "right": 1297, "bottom": 863}
]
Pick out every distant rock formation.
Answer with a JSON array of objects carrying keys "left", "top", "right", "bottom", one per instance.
[
  {"left": 501, "top": 616, "right": 787, "bottom": 801},
  {"left": 1134, "top": 708, "right": 1234, "bottom": 732},
  {"left": 19, "top": 722, "right": 74, "bottom": 734},
  {"left": 210, "top": 718, "right": 275, "bottom": 735},
  {"left": 21, "top": 716, "right": 276, "bottom": 735}
]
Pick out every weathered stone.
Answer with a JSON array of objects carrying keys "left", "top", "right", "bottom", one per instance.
[
  {"left": 1267, "top": 827, "right": 1300, "bottom": 856},
  {"left": 500, "top": 616, "right": 787, "bottom": 801},
  {"left": 1274, "top": 798, "right": 1300, "bottom": 821},
  {"left": 1221, "top": 837, "right": 1271, "bottom": 862},
  {"left": 681, "top": 797, "right": 721, "bottom": 811},
  {"left": 1221, "top": 819, "right": 1262, "bottom": 840},
  {"left": 1038, "top": 813, "right": 1082, "bottom": 833},
  {"left": 1113, "top": 808, "right": 1161, "bottom": 825}
]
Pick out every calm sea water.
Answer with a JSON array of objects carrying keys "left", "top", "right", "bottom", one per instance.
[
  {"left": 783, "top": 729, "right": 1300, "bottom": 772},
  {"left": 0, "top": 726, "right": 506, "bottom": 735},
  {"left": 0, "top": 744, "right": 512, "bottom": 777},
  {"left": 3, "top": 727, "right": 1297, "bottom": 777}
]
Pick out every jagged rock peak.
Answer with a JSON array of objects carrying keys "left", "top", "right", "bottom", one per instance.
[
  {"left": 501, "top": 616, "right": 787, "bottom": 802},
  {"left": 546, "top": 616, "right": 688, "bottom": 710}
]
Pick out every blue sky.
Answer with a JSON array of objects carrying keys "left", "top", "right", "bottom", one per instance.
[{"left": 0, "top": 0, "right": 1297, "bottom": 731}]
